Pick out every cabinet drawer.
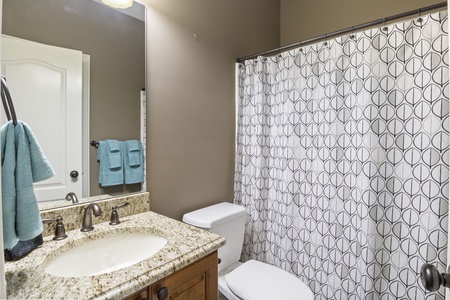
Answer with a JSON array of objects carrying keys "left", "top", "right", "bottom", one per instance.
[{"left": 150, "top": 252, "right": 218, "bottom": 300}]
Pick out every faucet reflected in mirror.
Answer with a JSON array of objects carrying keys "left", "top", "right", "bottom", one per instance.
[
  {"left": 65, "top": 193, "right": 78, "bottom": 204},
  {"left": 2, "top": 0, "right": 146, "bottom": 211}
]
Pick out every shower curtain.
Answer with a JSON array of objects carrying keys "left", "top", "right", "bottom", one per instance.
[{"left": 234, "top": 11, "right": 449, "bottom": 300}]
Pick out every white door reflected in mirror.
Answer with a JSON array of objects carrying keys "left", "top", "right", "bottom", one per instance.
[{"left": 1, "top": 35, "right": 88, "bottom": 202}]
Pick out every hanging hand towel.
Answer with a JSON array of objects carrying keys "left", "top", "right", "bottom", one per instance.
[
  {"left": 97, "top": 140, "right": 124, "bottom": 187},
  {"left": 2, "top": 121, "right": 18, "bottom": 250},
  {"left": 2, "top": 121, "right": 55, "bottom": 260},
  {"left": 24, "top": 122, "right": 56, "bottom": 182},
  {"left": 124, "top": 140, "right": 144, "bottom": 184}
]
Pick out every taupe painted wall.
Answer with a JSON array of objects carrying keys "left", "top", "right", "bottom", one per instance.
[
  {"left": 143, "top": 0, "right": 280, "bottom": 220},
  {"left": 2, "top": 0, "right": 145, "bottom": 196},
  {"left": 280, "top": 0, "right": 445, "bottom": 46}
]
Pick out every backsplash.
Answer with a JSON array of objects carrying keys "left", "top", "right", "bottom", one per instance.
[{"left": 40, "top": 192, "right": 150, "bottom": 237}]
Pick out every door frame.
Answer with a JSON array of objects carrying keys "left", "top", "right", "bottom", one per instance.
[{"left": 82, "top": 54, "right": 90, "bottom": 198}]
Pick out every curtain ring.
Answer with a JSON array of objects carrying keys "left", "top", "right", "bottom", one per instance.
[
  {"left": 416, "top": 8, "right": 424, "bottom": 25},
  {"left": 382, "top": 18, "right": 388, "bottom": 32},
  {"left": 349, "top": 27, "right": 355, "bottom": 40}
]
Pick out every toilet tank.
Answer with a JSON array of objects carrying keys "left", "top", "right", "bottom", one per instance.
[{"left": 182, "top": 202, "right": 247, "bottom": 273}]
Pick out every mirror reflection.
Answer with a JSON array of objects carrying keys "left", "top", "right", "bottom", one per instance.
[{"left": 2, "top": 0, "right": 146, "bottom": 210}]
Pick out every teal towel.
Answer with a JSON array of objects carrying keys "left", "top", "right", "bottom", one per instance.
[
  {"left": 24, "top": 122, "right": 56, "bottom": 182},
  {"left": 97, "top": 140, "right": 124, "bottom": 187},
  {"left": 124, "top": 140, "right": 144, "bottom": 184},
  {"left": 107, "top": 140, "right": 122, "bottom": 169},
  {"left": 2, "top": 122, "right": 18, "bottom": 249},
  {"left": 127, "top": 141, "right": 141, "bottom": 167},
  {"left": 2, "top": 121, "right": 55, "bottom": 250}
]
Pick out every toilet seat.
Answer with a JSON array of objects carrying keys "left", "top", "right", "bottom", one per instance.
[{"left": 224, "top": 260, "right": 313, "bottom": 300}]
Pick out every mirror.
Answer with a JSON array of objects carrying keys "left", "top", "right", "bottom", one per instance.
[{"left": 2, "top": 0, "right": 146, "bottom": 210}]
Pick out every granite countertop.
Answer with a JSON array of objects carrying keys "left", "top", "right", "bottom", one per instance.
[{"left": 5, "top": 211, "right": 226, "bottom": 300}]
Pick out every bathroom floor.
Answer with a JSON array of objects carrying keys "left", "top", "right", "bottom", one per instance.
[{"left": 219, "top": 292, "right": 227, "bottom": 300}]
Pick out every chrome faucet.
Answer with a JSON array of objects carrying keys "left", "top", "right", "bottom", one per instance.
[
  {"left": 81, "top": 203, "right": 103, "bottom": 232},
  {"left": 65, "top": 192, "right": 79, "bottom": 204}
]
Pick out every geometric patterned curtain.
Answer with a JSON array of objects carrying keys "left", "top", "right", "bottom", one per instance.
[{"left": 234, "top": 11, "right": 449, "bottom": 300}]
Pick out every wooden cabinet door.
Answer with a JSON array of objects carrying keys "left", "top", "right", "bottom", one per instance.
[{"left": 150, "top": 251, "right": 218, "bottom": 300}]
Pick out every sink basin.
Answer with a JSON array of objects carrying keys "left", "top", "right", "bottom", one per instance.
[{"left": 44, "top": 232, "right": 167, "bottom": 277}]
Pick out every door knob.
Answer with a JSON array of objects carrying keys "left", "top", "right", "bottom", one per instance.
[
  {"left": 70, "top": 170, "right": 79, "bottom": 178},
  {"left": 420, "top": 263, "right": 450, "bottom": 292}
]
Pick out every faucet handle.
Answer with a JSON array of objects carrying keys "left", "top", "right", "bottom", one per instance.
[
  {"left": 42, "top": 216, "right": 68, "bottom": 240},
  {"left": 109, "top": 202, "right": 130, "bottom": 225}
]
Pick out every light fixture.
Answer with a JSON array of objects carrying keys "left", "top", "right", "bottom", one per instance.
[{"left": 101, "top": 0, "right": 133, "bottom": 9}]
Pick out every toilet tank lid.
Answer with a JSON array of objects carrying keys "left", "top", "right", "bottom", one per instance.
[{"left": 182, "top": 202, "right": 246, "bottom": 229}]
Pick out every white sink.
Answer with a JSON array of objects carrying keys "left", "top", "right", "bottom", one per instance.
[{"left": 44, "top": 232, "right": 168, "bottom": 277}]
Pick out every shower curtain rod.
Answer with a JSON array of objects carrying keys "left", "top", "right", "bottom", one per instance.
[{"left": 236, "top": 1, "right": 448, "bottom": 63}]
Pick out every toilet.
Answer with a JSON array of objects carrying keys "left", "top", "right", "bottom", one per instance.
[{"left": 182, "top": 202, "right": 314, "bottom": 300}]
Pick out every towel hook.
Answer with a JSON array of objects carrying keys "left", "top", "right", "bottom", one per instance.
[{"left": 0, "top": 76, "right": 17, "bottom": 125}]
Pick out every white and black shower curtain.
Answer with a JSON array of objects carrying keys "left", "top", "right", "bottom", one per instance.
[{"left": 234, "top": 11, "right": 449, "bottom": 300}]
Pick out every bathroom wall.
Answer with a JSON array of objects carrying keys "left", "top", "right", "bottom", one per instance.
[
  {"left": 142, "top": 0, "right": 280, "bottom": 220},
  {"left": 280, "top": 0, "right": 445, "bottom": 46}
]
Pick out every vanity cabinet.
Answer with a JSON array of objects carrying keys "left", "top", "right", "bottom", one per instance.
[
  {"left": 149, "top": 251, "right": 218, "bottom": 300},
  {"left": 124, "top": 251, "right": 218, "bottom": 300}
]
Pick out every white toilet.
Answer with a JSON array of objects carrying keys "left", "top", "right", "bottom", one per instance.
[{"left": 183, "top": 202, "right": 314, "bottom": 300}]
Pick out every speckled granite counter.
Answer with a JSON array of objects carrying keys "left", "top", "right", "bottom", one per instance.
[{"left": 5, "top": 211, "right": 225, "bottom": 299}]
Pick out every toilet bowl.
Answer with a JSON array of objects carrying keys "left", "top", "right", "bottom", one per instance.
[{"left": 183, "top": 202, "right": 313, "bottom": 300}]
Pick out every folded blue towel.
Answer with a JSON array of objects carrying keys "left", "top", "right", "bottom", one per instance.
[
  {"left": 107, "top": 139, "right": 122, "bottom": 169},
  {"left": 127, "top": 140, "right": 141, "bottom": 167},
  {"left": 124, "top": 140, "right": 144, "bottom": 184},
  {"left": 2, "top": 121, "right": 54, "bottom": 256},
  {"left": 97, "top": 140, "right": 124, "bottom": 187}
]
